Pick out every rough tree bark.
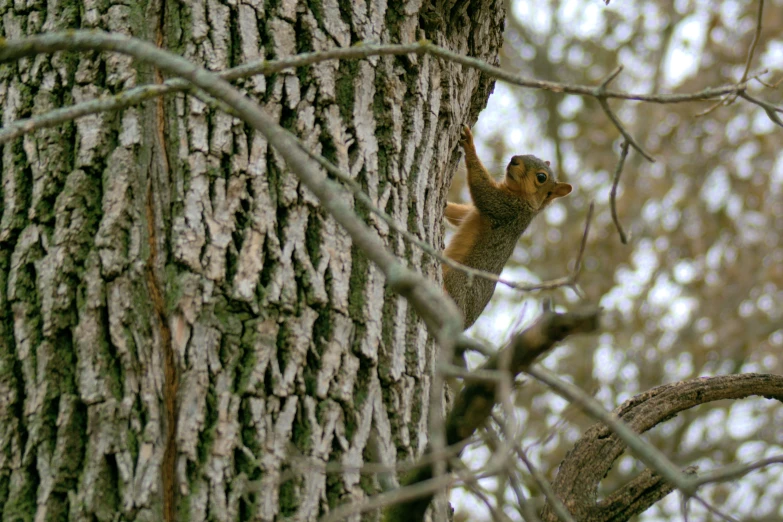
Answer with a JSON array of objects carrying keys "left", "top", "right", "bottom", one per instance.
[{"left": 0, "top": 1, "right": 504, "bottom": 521}]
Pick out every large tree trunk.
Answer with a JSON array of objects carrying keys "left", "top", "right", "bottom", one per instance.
[{"left": 0, "top": 1, "right": 504, "bottom": 520}]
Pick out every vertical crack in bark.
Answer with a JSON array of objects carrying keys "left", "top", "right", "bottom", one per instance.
[
  {"left": 151, "top": 6, "right": 178, "bottom": 521},
  {"left": 145, "top": 177, "right": 177, "bottom": 522}
]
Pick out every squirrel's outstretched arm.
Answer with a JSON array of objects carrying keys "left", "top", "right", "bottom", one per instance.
[
  {"left": 445, "top": 202, "right": 474, "bottom": 226},
  {"left": 460, "top": 126, "right": 519, "bottom": 221}
]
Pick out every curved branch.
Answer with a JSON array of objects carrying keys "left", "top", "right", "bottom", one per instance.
[
  {"left": 541, "top": 373, "right": 783, "bottom": 522},
  {"left": 609, "top": 141, "right": 631, "bottom": 244}
]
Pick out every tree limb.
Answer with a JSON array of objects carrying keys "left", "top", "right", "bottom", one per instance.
[
  {"left": 381, "top": 304, "right": 601, "bottom": 522},
  {"left": 539, "top": 373, "right": 783, "bottom": 521}
]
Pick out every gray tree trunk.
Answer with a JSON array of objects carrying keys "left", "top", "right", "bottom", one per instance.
[{"left": 0, "top": 1, "right": 503, "bottom": 520}]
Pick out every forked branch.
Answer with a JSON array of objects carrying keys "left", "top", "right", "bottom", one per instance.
[{"left": 539, "top": 373, "right": 783, "bottom": 521}]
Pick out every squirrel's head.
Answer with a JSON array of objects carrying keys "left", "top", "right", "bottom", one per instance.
[{"left": 505, "top": 155, "right": 572, "bottom": 210}]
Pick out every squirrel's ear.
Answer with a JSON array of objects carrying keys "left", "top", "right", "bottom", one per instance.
[
  {"left": 545, "top": 160, "right": 550, "bottom": 166},
  {"left": 552, "top": 183, "right": 572, "bottom": 198}
]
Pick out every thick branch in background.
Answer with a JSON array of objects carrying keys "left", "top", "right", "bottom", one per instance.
[{"left": 541, "top": 374, "right": 783, "bottom": 522}]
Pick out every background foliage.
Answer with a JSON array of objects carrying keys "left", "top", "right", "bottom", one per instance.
[{"left": 449, "top": 0, "right": 783, "bottom": 519}]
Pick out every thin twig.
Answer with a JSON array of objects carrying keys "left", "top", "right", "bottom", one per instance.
[
  {"left": 320, "top": 458, "right": 508, "bottom": 522},
  {"left": 756, "top": 75, "right": 783, "bottom": 89},
  {"left": 698, "top": 0, "right": 766, "bottom": 116},
  {"left": 0, "top": 42, "right": 423, "bottom": 145},
  {"left": 423, "top": 44, "right": 748, "bottom": 103},
  {"left": 452, "top": 454, "right": 510, "bottom": 522},
  {"left": 692, "top": 455, "right": 783, "bottom": 486},
  {"left": 692, "top": 494, "right": 741, "bottom": 522},
  {"left": 594, "top": 66, "right": 654, "bottom": 162},
  {"left": 517, "top": 449, "right": 576, "bottom": 522},
  {"left": 496, "top": 416, "right": 577, "bottom": 522},
  {"left": 740, "top": 92, "right": 783, "bottom": 127},
  {"left": 696, "top": 97, "right": 728, "bottom": 118},
  {"left": 507, "top": 470, "right": 541, "bottom": 522},
  {"left": 570, "top": 201, "right": 594, "bottom": 287},
  {"left": 478, "top": 423, "right": 520, "bottom": 522},
  {"left": 3, "top": 37, "right": 782, "bottom": 145},
  {"left": 697, "top": 67, "right": 772, "bottom": 117},
  {"left": 610, "top": 141, "right": 631, "bottom": 244},
  {"left": 599, "top": 65, "right": 624, "bottom": 88},
  {"left": 527, "top": 366, "right": 695, "bottom": 496},
  {"left": 740, "top": 0, "right": 766, "bottom": 85},
  {"left": 320, "top": 471, "right": 457, "bottom": 522},
  {"left": 597, "top": 96, "right": 654, "bottom": 162},
  {"left": 680, "top": 492, "right": 690, "bottom": 522}
]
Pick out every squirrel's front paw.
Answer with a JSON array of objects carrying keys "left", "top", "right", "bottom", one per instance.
[{"left": 459, "top": 125, "right": 474, "bottom": 149}]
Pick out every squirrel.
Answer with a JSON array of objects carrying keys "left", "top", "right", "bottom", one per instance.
[{"left": 443, "top": 125, "right": 572, "bottom": 329}]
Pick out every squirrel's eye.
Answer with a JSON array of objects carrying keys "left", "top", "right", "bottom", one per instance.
[{"left": 536, "top": 172, "right": 548, "bottom": 183}]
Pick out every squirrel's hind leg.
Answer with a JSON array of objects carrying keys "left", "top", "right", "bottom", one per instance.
[{"left": 445, "top": 202, "right": 474, "bottom": 226}]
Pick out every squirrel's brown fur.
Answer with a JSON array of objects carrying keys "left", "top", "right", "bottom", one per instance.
[{"left": 443, "top": 125, "right": 572, "bottom": 329}]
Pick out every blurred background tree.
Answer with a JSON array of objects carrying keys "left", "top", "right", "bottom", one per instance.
[{"left": 450, "top": 0, "right": 783, "bottom": 519}]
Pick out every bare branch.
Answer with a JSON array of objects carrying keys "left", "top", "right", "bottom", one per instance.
[
  {"left": 320, "top": 470, "right": 456, "bottom": 522},
  {"left": 514, "top": 444, "right": 577, "bottom": 522},
  {"left": 740, "top": 0, "right": 766, "bottom": 86},
  {"left": 610, "top": 141, "right": 631, "bottom": 244},
  {"left": 480, "top": 422, "right": 541, "bottom": 522},
  {"left": 0, "top": 42, "right": 423, "bottom": 145},
  {"left": 692, "top": 494, "right": 741, "bottom": 522},
  {"left": 528, "top": 367, "right": 695, "bottom": 497},
  {"left": 322, "top": 454, "right": 511, "bottom": 522},
  {"left": 381, "top": 305, "right": 600, "bottom": 522},
  {"left": 740, "top": 92, "right": 783, "bottom": 127},
  {"left": 539, "top": 373, "right": 783, "bottom": 521},
  {"left": 692, "top": 455, "right": 783, "bottom": 487},
  {"left": 698, "top": 0, "right": 767, "bottom": 117},
  {"left": 595, "top": 67, "right": 654, "bottom": 162},
  {"left": 570, "top": 201, "right": 594, "bottom": 288},
  {"left": 4, "top": 35, "right": 781, "bottom": 146},
  {"left": 599, "top": 65, "right": 624, "bottom": 88},
  {"left": 756, "top": 75, "right": 783, "bottom": 89},
  {"left": 597, "top": 96, "right": 654, "bottom": 162},
  {"left": 424, "top": 43, "right": 739, "bottom": 104}
]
